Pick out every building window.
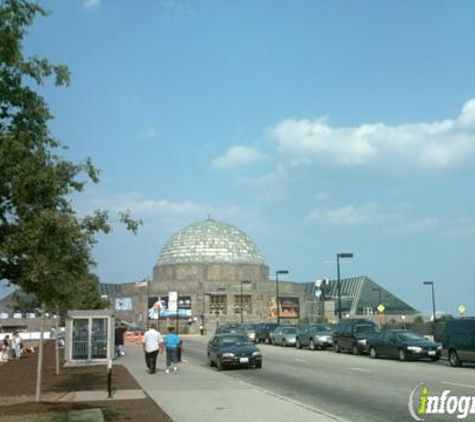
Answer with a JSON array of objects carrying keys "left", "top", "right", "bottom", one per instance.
[
  {"left": 363, "top": 306, "right": 374, "bottom": 316},
  {"left": 210, "top": 295, "right": 227, "bottom": 315},
  {"left": 234, "top": 295, "right": 252, "bottom": 314}
]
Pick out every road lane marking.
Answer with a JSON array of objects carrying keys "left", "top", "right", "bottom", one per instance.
[
  {"left": 348, "top": 367, "right": 371, "bottom": 373},
  {"left": 441, "top": 381, "right": 475, "bottom": 390}
]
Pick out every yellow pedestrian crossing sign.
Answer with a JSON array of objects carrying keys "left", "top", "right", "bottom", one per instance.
[
  {"left": 458, "top": 305, "right": 466, "bottom": 315},
  {"left": 377, "top": 304, "right": 385, "bottom": 314}
]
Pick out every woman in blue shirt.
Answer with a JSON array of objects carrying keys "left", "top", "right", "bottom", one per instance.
[{"left": 164, "top": 327, "right": 181, "bottom": 373}]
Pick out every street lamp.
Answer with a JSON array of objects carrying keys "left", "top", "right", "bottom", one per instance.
[
  {"left": 423, "top": 281, "right": 437, "bottom": 329},
  {"left": 276, "top": 270, "right": 289, "bottom": 325},
  {"left": 240, "top": 281, "right": 251, "bottom": 323},
  {"left": 337, "top": 253, "right": 353, "bottom": 320}
]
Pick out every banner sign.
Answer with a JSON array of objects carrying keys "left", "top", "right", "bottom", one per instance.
[
  {"left": 168, "top": 291, "right": 178, "bottom": 313},
  {"left": 115, "top": 297, "right": 132, "bottom": 311},
  {"left": 148, "top": 295, "right": 192, "bottom": 320},
  {"left": 279, "top": 297, "right": 300, "bottom": 319}
]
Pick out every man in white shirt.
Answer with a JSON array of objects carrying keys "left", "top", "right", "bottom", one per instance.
[{"left": 142, "top": 323, "right": 164, "bottom": 374}]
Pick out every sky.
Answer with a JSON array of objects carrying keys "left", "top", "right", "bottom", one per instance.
[{"left": 15, "top": 0, "right": 475, "bottom": 316}]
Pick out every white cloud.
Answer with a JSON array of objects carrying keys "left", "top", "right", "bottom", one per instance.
[
  {"left": 212, "top": 145, "right": 267, "bottom": 169},
  {"left": 270, "top": 99, "right": 475, "bottom": 169},
  {"left": 441, "top": 217, "right": 475, "bottom": 239},
  {"left": 307, "top": 204, "right": 376, "bottom": 225},
  {"left": 307, "top": 203, "right": 405, "bottom": 226},
  {"left": 138, "top": 127, "right": 160, "bottom": 140},
  {"left": 403, "top": 217, "right": 438, "bottom": 233},
  {"left": 82, "top": 0, "right": 100, "bottom": 11}
]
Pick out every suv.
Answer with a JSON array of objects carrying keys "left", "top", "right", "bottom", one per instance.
[
  {"left": 255, "top": 323, "right": 280, "bottom": 343},
  {"left": 333, "top": 318, "right": 379, "bottom": 355},
  {"left": 442, "top": 317, "right": 475, "bottom": 367}
]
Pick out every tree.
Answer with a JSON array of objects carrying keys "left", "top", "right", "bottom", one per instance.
[{"left": 0, "top": 0, "right": 140, "bottom": 313}]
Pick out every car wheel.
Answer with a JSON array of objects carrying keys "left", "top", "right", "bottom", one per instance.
[
  {"left": 309, "top": 340, "right": 316, "bottom": 351},
  {"left": 449, "top": 350, "right": 462, "bottom": 367},
  {"left": 207, "top": 354, "right": 215, "bottom": 367},
  {"left": 369, "top": 347, "right": 378, "bottom": 359},
  {"left": 352, "top": 345, "right": 360, "bottom": 355},
  {"left": 256, "top": 362, "right": 262, "bottom": 369},
  {"left": 217, "top": 357, "right": 224, "bottom": 371},
  {"left": 282, "top": 339, "right": 287, "bottom": 347},
  {"left": 333, "top": 342, "right": 341, "bottom": 353},
  {"left": 271, "top": 338, "right": 275, "bottom": 345},
  {"left": 296, "top": 339, "right": 302, "bottom": 349},
  {"left": 398, "top": 348, "right": 407, "bottom": 362}
]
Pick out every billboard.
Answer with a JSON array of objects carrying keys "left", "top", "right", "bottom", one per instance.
[
  {"left": 279, "top": 297, "right": 300, "bottom": 319},
  {"left": 148, "top": 295, "right": 192, "bottom": 320},
  {"left": 115, "top": 297, "right": 133, "bottom": 311}
]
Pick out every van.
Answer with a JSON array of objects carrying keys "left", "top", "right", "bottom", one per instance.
[
  {"left": 442, "top": 317, "right": 475, "bottom": 367},
  {"left": 333, "top": 318, "right": 379, "bottom": 355}
]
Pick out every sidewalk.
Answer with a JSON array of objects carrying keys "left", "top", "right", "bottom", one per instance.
[{"left": 120, "top": 342, "right": 345, "bottom": 422}]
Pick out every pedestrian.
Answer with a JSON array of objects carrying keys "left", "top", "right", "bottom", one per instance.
[
  {"left": 115, "top": 322, "right": 126, "bottom": 358},
  {"left": 12, "top": 331, "right": 21, "bottom": 359},
  {"left": 164, "top": 326, "right": 181, "bottom": 374},
  {"left": 142, "top": 324, "right": 164, "bottom": 374},
  {"left": 2, "top": 334, "right": 11, "bottom": 361}
]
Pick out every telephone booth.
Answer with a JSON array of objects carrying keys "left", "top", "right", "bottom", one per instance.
[{"left": 65, "top": 310, "right": 115, "bottom": 366}]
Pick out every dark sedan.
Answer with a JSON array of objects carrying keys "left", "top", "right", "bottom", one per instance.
[
  {"left": 207, "top": 333, "right": 263, "bottom": 370},
  {"left": 368, "top": 330, "right": 442, "bottom": 361}
]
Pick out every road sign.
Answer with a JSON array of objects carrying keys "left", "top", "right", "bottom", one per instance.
[
  {"left": 377, "top": 304, "right": 385, "bottom": 314},
  {"left": 377, "top": 313, "right": 384, "bottom": 319},
  {"left": 458, "top": 304, "right": 466, "bottom": 315}
]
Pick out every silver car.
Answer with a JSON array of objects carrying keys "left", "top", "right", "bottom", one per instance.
[
  {"left": 241, "top": 323, "right": 258, "bottom": 342},
  {"left": 272, "top": 326, "right": 297, "bottom": 347}
]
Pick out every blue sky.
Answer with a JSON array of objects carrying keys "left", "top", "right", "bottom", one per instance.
[{"left": 18, "top": 0, "right": 475, "bottom": 316}]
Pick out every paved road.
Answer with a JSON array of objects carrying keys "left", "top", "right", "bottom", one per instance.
[{"left": 183, "top": 336, "right": 475, "bottom": 422}]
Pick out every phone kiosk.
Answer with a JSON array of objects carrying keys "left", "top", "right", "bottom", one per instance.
[{"left": 65, "top": 310, "right": 115, "bottom": 366}]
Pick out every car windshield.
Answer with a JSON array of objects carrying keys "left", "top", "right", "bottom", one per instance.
[
  {"left": 220, "top": 335, "right": 253, "bottom": 347},
  {"left": 311, "top": 326, "right": 332, "bottom": 333},
  {"left": 284, "top": 328, "right": 297, "bottom": 334},
  {"left": 242, "top": 324, "right": 256, "bottom": 330},
  {"left": 354, "top": 324, "right": 378, "bottom": 334},
  {"left": 396, "top": 332, "right": 425, "bottom": 341}
]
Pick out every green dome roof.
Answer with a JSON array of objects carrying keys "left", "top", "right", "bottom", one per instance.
[{"left": 157, "top": 219, "right": 265, "bottom": 266}]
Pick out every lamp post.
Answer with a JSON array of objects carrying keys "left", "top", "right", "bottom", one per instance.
[
  {"left": 372, "top": 287, "right": 382, "bottom": 307},
  {"left": 423, "top": 281, "right": 437, "bottom": 336},
  {"left": 240, "top": 281, "right": 251, "bottom": 323},
  {"left": 337, "top": 253, "right": 353, "bottom": 320},
  {"left": 276, "top": 270, "right": 289, "bottom": 325}
]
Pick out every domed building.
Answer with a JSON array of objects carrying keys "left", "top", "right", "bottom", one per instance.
[{"left": 100, "top": 218, "right": 418, "bottom": 333}]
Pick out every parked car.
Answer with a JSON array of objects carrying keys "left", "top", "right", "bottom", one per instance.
[
  {"left": 333, "top": 318, "right": 379, "bottom": 354},
  {"left": 272, "top": 326, "right": 297, "bottom": 347},
  {"left": 215, "top": 323, "right": 243, "bottom": 335},
  {"left": 296, "top": 324, "right": 333, "bottom": 350},
  {"left": 442, "top": 317, "right": 475, "bottom": 367},
  {"left": 241, "top": 323, "right": 258, "bottom": 342},
  {"left": 255, "top": 323, "right": 280, "bottom": 343},
  {"left": 207, "top": 333, "right": 263, "bottom": 370},
  {"left": 368, "top": 330, "right": 442, "bottom": 361}
]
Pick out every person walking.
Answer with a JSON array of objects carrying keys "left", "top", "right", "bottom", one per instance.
[
  {"left": 12, "top": 332, "right": 22, "bottom": 359},
  {"left": 2, "top": 334, "right": 11, "bottom": 361},
  {"left": 115, "top": 322, "right": 126, "bottom": 358},
  {"left": 164, "top": 326, "right": 181, "bottom": 374},
  {"left": 142, "top": 324, "right": 164, "bottom": 374}
]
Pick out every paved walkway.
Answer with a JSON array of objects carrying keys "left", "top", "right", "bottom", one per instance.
[{"left": 119, "top": 341, "right": 345, "bottom": 422}]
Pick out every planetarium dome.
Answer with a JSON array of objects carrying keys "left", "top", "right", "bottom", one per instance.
[{"left": 157, "top": 219, "right": 265, "bottom": 266}]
